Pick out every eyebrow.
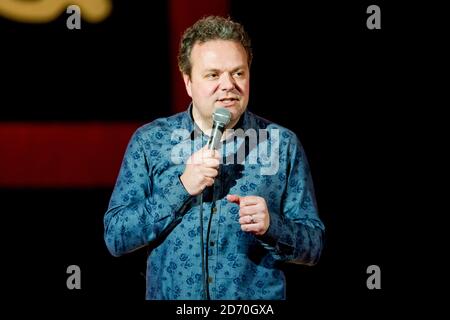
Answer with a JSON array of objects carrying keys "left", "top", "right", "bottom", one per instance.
[{"left": 203, "top": 66, "right": 247, "bottom": 73}]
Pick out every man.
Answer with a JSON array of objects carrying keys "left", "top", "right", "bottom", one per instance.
[{"left": 104, "top": 16, "right": 324, "bottom": 300}]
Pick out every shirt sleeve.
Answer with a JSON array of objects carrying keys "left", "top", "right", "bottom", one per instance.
[
  {"left": 257, "top": 134, "right": 325, "bottom": 265},
  {"left": 104, "top": 128, "right": 191, "bottom": 257}
]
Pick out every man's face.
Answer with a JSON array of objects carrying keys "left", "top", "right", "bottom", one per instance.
[{"left": 183, "top": 39, "right": 250, "bottom": 127}]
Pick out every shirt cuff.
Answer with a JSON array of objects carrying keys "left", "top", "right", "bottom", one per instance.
[
  {"left": 152, "top": 174, "right": 192, "bottom": 218},
  {"left": 256, "top": 213, "right": 295, "bottom": 257}
]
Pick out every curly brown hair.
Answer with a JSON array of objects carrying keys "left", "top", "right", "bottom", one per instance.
[{"left": 178, "top": 16, "right": 253, "bottom": 76}]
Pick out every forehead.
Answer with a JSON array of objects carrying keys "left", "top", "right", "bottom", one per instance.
[{"left": 190, "top": 40, "right": 248, "bottom": 70}]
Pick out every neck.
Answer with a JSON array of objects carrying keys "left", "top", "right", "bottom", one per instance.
[
  {"left": 192, "top": 107, "right": 212, "bottom": 135},
  {"left": 192, "top": 107, "right": 241, "bottom": 140}
]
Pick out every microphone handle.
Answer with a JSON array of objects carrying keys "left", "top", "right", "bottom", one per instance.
[{"left": 207, "top": 122, "right": 225, "bottom": 150}]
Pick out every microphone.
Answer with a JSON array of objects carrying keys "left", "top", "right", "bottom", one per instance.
[
  {"left": 207, "top": 108, "right": 231, "bottom": 150},
  {"left": 201, "top": 108, "right": 230, "bottom": 300}
]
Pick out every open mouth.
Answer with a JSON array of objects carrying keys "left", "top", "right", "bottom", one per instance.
[{"left": 217, "top": 97, "right": 240, "bottom": 106}]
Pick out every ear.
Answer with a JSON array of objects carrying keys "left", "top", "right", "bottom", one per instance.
[{"left": 182, "top": 73, "right": 192, "bottom": 98}]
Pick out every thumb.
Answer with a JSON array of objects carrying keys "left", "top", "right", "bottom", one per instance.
[
  {"left": 226, "top": 194, "right": 240, "bottom": 205},
  {"left": 200, "top": 144, "right": 214, "bottom": 158}
]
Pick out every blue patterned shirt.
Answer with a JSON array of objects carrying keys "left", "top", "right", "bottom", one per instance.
[{"left": 104, "top": 106, "right": 325, "bottom": 300}]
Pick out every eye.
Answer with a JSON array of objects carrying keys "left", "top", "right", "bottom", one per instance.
[
  {"left": 233, "top": 71, "right": 245, "bottom": 78},
  {"left": 205, "top": 73, "right": 218, "bottom": 79}
]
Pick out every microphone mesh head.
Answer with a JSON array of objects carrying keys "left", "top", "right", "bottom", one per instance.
[{"left": 212, "top": 108, "right": 231, "bottom": 126}]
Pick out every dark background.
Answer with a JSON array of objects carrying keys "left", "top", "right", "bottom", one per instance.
[{"left": 1, "top": 0, "right": 439, "bottom": 313}]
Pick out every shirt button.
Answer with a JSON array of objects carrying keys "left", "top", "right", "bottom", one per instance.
[
  {"left": 212, "top": 207, "right": 217, "bottom": 213},
  {"left": 208, "top": 276, "right": 213, "bottom": 283},
  {"left": 210, "top": 241, "right": 215, "bottom": 246}
]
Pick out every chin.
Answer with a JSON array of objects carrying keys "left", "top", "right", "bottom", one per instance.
[
  {"left": 230, "top": 108, "right": 246, "bottom": 122},
  {"left": 214, "top": 103, "right": 245, "bottom": 120}
]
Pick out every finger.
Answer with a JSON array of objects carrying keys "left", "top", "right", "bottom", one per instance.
[
  {"left": 239, "top": 215, "right": 257, "bottom": 225},
  {"left": 239, "top": 196, "right": 261, "bottom": 207},
  {"left": 200, "top": 146, "right": 214, "bottom": 158},
  {"left": 189, "top": 148, "right": 210, "bottom": 165},
  {"left": 212, "top": 149, "right": 221, "bottom": 160},
  {"left": 204, "top": 177, "right": 215, "bottom": 187},
  {"left": 240, "top": 223, "right": 259, "bottom": 233},
  {"left": 186, "top": 153, "right": 201, "bottom": 165},
  {"left": 205, "top": 148, "right": 221, "bottom": 159},
  {"left": 203, "top": 158, "right": 220, "bottom": 168},
  {"left": 226, "top": 194, "right": 240, "bottom": 205},
  {"left": 239, "top": 206, "right": 258, "bottom": 217},
  {"left": 202, "top": 167, "right": 218, "bottom": 178}
]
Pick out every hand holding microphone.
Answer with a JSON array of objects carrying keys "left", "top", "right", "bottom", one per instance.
[{"left": 180, "top": 108, "right": 231, "bottom": 195}]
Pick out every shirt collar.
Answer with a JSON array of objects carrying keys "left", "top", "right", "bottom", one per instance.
[{"left": 181, "top": 103, "right": 253, "bottom": 141}]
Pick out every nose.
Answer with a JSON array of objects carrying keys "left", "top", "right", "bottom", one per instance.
[{"left": 219, "top": 73, "right": 235, "bottom": 91}]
